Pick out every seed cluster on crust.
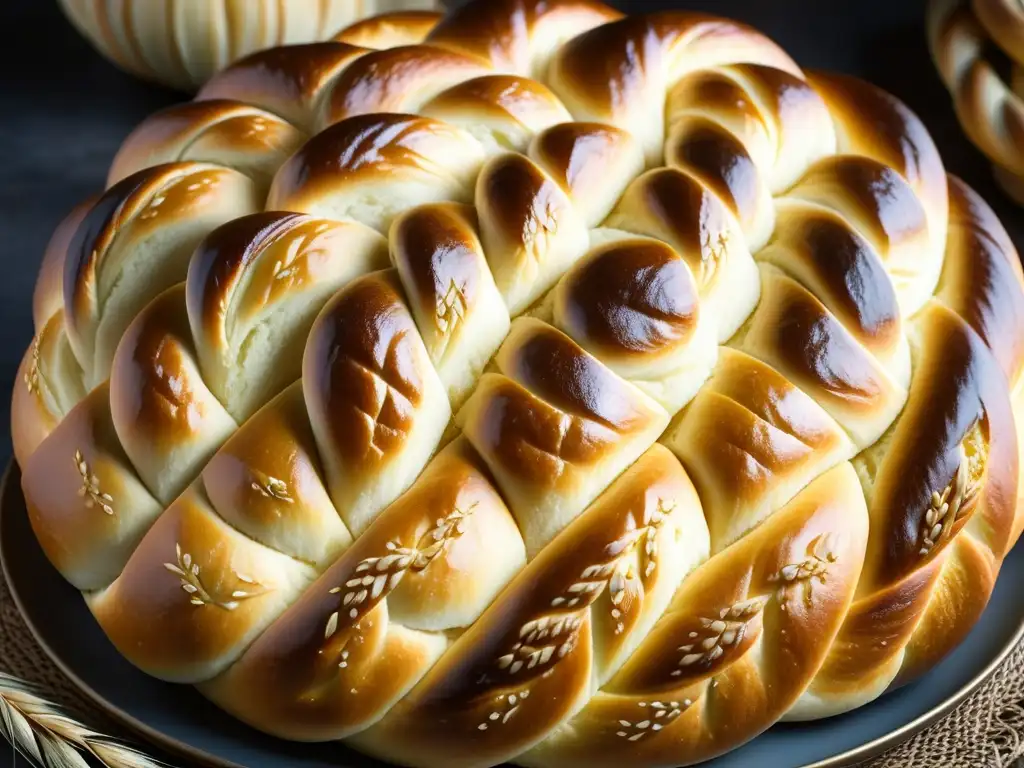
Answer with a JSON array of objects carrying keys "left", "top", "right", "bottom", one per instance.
[{"left": 12, "top": 1, "right": 1024, "bottom": 767}]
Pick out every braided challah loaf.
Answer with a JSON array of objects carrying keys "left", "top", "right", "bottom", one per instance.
[
  {"left": 929, "top": 0, "right": 1024, "bottom": 204},
  {"left": 13, "top": 2, "right": 1024, "bottom": 765}
]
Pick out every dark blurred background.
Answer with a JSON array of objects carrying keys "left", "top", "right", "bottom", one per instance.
[{"left": 0, "top": 0, "right": 1018, "bottom": 467}]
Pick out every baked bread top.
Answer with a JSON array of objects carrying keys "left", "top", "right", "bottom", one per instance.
[{"left": 13, "top": 2, "right": 1024, "bottom": 766}]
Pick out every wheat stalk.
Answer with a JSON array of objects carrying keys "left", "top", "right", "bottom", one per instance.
[{"left": 0, "top": 672, "right": 169, "bottom": 768}]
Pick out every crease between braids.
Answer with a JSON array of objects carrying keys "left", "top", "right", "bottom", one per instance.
[{"left": 11, "top": 2, "right": 1024, "bottom": 767}]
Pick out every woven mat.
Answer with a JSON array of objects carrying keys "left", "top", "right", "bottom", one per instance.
[{"left": 1, "top": 574, "right": 1022, "bottom": 768}]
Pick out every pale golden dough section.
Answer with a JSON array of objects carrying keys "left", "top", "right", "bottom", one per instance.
[
  {"left": 195, "top": 42, "right": 370, "bottom": 132},
  {"left": 302, "top": 270, "right": 452, "bottom": 537},
  {"left": 389, "top": 203, "right": 511, "bottom": 409},
  {"left": 9, "top": 2, "right": 1024, "bottom": 767},
  {"left": 268, "top": 113, "right": 485, "bottom": 234},
  {"left": 200, "top": 437, "right": 525, "bottom": 741},
  {"left": 333, "top": 11, "right": 443, "bottom": 51},
  {"left": 459, "top": 319, "right": 670, "bottom": 555},
  {"left": 88, "top": 485, "right": 319, "bottom": 684},
  {"left": 355, "top": 445, "right": 708, "bottom": 768},
  {"left": 22, "top": 382, "right": 163, "bottom": 591},
  {"left": 662, "top": 348, "right": 855, "bottom": 553},
  {"left": 184, "top": 212, "right": 391, "bottom": 422},
  {"left": 107, "top": 101, "right": 306, "bottom": 189},
  {"left": 63, "top": 162, "right": 262, "bottom": 388},
  {"left": 109, "top": 285, "right": 238, "bottom": 507},
  {"left": 523, "top": 463, "right": 868, "bottom": 768},
  {"left": 200, "top": 382, "right": 354, "bottom": 571},
  {"left": 11, "top": 310, "right": 85, "bottom": 467}
]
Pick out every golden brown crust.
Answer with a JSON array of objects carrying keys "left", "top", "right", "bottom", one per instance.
[
  {"left": 474, "top": 152, "right": 589, "bottom": 315},
  {"left": 528, "top": 463, "right": 867, "bottom": 768},
  {"left": 862, "top": 302, "right": 1016, "bottom": 588},
  {"left": 601, "top": 168, "right": 762, "bottom": 353},
  {"left": 389, "top": 203, "right": 510, "bottom": 407},
  {"left": 201, "top": 382, "right": 352, "bottom": 570},
  {"left": 333, "top": 11, "right": 444, "bottom": 50},
  {"left": 528, "top": 122, "right": 645, "bottom": 227},
  {"left": 896, "top": 531, "right": 998, "bottom": 684},
  {"left": 668, "top": 64, "right": 836, "bottom": 196},
  {"left": 107, "top": 100, "right": 305, "bottom": 188},
  {"left": 185, "top": 211, "right": 390, "bottom": 420},
  {"left": 196, "top": 42, "right": 369, "bottom": 132},
  {"left": 357, "top": 445, "right": 706, "bottom": 768},
  {"left": 662, "top": 348, "right": 855, "bottom": 553},
  {"left": 757, "top": 205, "right": 902, "bottom": 355},
  {"left": 267, "top": 113, "right": 484, "bottom": 234},
  {"left": 302, "top": 270, "right": 451, "bottom": 536},
  {"left": 735, "top": 265, "right": 909, "bottom": 449},
  {"left": 797, "top": 301, "right": 1019, "bottom": 717},
  {"left": 604, "top": 169, "right": 742, "bottom": 293},
  {"left": 366, "top": 461, "right": 866, "bottom": 768},
  {"left": 426, "top": 0, "right": 622, "bottom": 77},
  {"left": 550, "top": 235, "right": 718, "bottom": 415},
  {"left": 63, "top": 162, "right": 261, "bottom": 386},
  {"left": 320, "top": 46, "right": 492, "bottom": 129},
  {"left": 11, "top": 312, "right": 85, "bottom": 468},
  {"left": 109, "top": 284, "right": 237, "bottom": 505},
  {"left": 667, "top": 117, "right": 774, "bottom": 242},
  {"left": 495, "top": 319, "right": 667, "bottom": 431},
  {"left": 936, "top": 176, "right": 1024, "bottom": 383},
  {"left": 22, "top": 383, "right": 163, "bottom": 591},
  {"left": 201, "top": 438, "right": 525, "bottom": 741},
  {"left": 548, "top": 12, "right": 800, "bottom": 164},
  {"left": 553, "top": 238, "right": 699, "bottom": 364},
  {"left": 420, "top": 75, "right": 572, "bottom": 153},
  {"left": 807, "top": 72, "right": 948, "bottom": 301},
  {"left": 459, "top": 320, "right": 669, "bottom": 553},
  {"left": 782, "top": 154, "right": 935, "bottom": 318},
  {"left": 88, "top": 484, "right": 319, "bottom": 684}
]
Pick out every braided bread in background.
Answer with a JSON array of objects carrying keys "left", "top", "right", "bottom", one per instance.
[
  {"left": 929, "top": 0, "right": 1024, "bottom": 205},
  {"left": 12, "top": 1, "right": 1024, "bottom": 765},
  {"left": 56, "top": 0, "right": 442, "bottom": 92}
]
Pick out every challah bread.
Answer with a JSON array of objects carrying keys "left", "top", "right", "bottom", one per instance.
[
  {"left": 928, "top": 0, "right": 1024, "bottom": 204},
  {"left": 12, "top": 2, "right": 1024, "bottom": 766}
]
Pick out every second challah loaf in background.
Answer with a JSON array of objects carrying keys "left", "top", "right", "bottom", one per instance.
[
  {"left": 929, "top": 0, "right": 1024, "bottom": 204},
  {"left": 56, "top": 0, "right": 442, "bottom": 91}
]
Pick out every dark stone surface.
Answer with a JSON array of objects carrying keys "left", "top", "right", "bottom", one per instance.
[{"left": 0, "top": 0, "right": 1019, "bottom": 469}]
